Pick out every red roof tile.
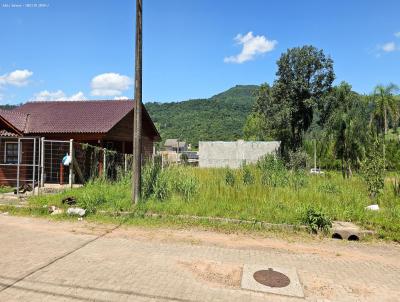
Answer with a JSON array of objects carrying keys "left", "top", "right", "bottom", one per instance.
[
  {"left": 14, "top": 100, "right": 133, "bottom": 134},
  {"left": 0, "top": 100, "right": 159, "bottom": 139},
  {"left": 0, "top": 109, "right": 28, "bottom": 133}
]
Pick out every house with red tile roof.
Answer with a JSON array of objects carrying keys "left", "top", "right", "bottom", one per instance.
[{"left": 0, "top": 100, "right": 160, "bottom": 186}]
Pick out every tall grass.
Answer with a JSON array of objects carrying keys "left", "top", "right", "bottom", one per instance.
[{"left": 29, "top": 161, "right": 400, "bottom": 241}]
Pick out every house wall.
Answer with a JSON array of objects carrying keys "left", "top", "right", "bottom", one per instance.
[
  {"left": 104, "top": 110, "right": 156, "bottom": 158},
  {"left": 199, "top": 140, "right": 280, "bottom": 168},
  {"left": 0, "top": 138, "right": 38, "bottom": 187}
]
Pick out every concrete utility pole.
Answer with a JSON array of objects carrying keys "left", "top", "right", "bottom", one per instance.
[{"left": 132, "top": 0, "right": 143, "bottom": 204}]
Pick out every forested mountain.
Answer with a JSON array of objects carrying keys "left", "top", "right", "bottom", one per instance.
[
  {"left": 145, "top": 85, "right": 259, "bottom": 147},
  {"left": 0, "top": 105, "right": 18, "bottom": 110}
]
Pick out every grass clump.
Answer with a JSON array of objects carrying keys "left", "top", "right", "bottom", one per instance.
[
  {"left": 225, "top": 169, "right": 236, "bottom": 187},
  {"left": 0, "top": 186, "right": 13, "bottom": 193},
  {"left": 242, "top": 165, "right": 255, "bottom": 185}
]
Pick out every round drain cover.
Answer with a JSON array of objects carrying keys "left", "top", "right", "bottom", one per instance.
[{"left": 253, "top": 268, "right": 290, "bottom": 288}]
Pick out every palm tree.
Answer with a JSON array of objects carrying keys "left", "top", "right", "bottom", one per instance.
[
  {"left": 370, "top": 83, "right": 399, "bottom": 135},
  {"left": 369, "top": 84, "right": 399, "bottom": 170}
]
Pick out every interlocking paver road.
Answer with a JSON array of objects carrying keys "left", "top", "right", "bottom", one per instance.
[{"left": 0, "top": 215, "right": 399, "bottom": 301}]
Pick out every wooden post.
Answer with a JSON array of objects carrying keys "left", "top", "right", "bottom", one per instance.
[
  {"left": 60, "top": 163, "right": 64, "bottom": 185},
  {"left": 69, "top": 139, "right": 74, "bottom": 188},
  {"left": 98, "top": 162, "right": 103, "bottom": 177},
  {"left": 132, "top": 0, "right": 143, "bottom": 204}
]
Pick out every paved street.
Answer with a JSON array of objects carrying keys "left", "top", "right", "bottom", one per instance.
[{"left": 0, "top": 215, "right": 399, "bottom": 301}]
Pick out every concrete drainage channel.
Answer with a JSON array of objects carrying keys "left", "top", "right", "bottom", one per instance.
[{"left": 331, "top": 221, "right": 374, "bottom": 241}]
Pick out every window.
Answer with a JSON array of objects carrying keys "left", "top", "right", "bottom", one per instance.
[{"left": 4, "top": 142, "right": 19, "bottom": 164}]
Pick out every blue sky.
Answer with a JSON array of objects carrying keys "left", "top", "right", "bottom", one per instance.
[{"left": 0, "top": 0, "right": 399, "bottom": 105}]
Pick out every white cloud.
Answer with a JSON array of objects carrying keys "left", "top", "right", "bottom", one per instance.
[
  {"left": 224, "top": 32, "right": 277, "bottom": 64},
  {"left": 395, "top": 32, "right": 400, "bottom": 38},
  {"left": 381, "top": 42, "right": 396, "bottom": 52},
  {"left": 0, "top": 69, "right": 33, "bottom": 87},
  {"left": 90, "top": 73, "right": 132, "bottom": 97},
  {"left": 114, "top": 96, "right": 129, "bottom": 100},
  {"left": 30, "top": 90, "right": 86, "bottom": 101}
]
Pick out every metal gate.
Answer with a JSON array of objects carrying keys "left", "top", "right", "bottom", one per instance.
[
  {"left": 0, "top": 137, "right": 41, "bottom": 197},
  {"left": 41, "top": 139, "right": 72, "bottom": 185}
]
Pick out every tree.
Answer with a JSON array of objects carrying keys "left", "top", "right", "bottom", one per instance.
[
  {"left": 369, "top": 83, "right": 399, "bottom": 169},
  {"left": 273, "top": 46, "right": 335, "bottom": 152},
  {"left": 370, "top": 83, "right": 399, "bottom": 135},
  {"left": 251, "top": 46, "right": 335, "bottom": 155},
  {"left": 324, "top": 82, "right": 369, "bottom": 178},
  {"left": 243, "top": 113, "right": 268, "bottom": 141},
  {"left": 249, "top": 83, "right": 292, "bottom": 153}
]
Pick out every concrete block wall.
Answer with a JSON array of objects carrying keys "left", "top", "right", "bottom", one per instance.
[{"left": 199, "top": 140, "right": 280, "bottom": 168}]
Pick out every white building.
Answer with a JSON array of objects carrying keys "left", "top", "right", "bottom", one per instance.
[{"left": 199, "top": 140, "right": 280, "bottom": 168}]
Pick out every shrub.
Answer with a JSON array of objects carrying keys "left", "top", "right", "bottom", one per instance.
[
  {"left": 257, "top": 154, "right": 285, "bottom": 172},
  {"left": 287, "top": 150, "right": 310, "bottom": 171},
  {"left": 242, "top": 165, "right": 255, "bottom": 185},
  {"left": 302, "top": 207, "right": 332, "bottom": 233},
  {"left": 225, "top": 169, "right": 236, "bottom": 186},
  {"left": 257, "top": 154, "right": 289, "bottom": 187}
]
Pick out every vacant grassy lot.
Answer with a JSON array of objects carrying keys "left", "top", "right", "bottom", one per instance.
[{"left": 29, "top": 162, "right": 400, "bottom": 241}]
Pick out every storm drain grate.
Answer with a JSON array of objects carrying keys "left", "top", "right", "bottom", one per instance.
[{"left": 253, "top": 268, "right": 290, "bottom": 288}]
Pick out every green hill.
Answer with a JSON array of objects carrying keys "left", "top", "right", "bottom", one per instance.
[{"left": 145, "top": 85, "right": 259, "bottom": 147}]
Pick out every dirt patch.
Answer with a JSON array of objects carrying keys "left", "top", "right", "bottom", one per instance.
[
  {"left": 178, "top": 260, "right": 242, "bottom": 288},
  {"left": 303, "top": 277, "right": 335, "bottom": 299},
  {"left": 111, "top": 226, "right": 400, "bottom": 267}
]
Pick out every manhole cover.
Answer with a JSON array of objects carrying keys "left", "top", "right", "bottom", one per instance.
[{"left": 253, "top": 268, "right": 290, "bottom": 288}]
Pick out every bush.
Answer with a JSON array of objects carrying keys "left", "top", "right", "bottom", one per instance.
[
  {"left": 242, "top": 165, "right": 255, "bottom": 185},
  {"left": 287, "top": 150, "right": 310, "bottom": 171},
  {"left": 302, "top": 207, "right": 332, "bottom": 233},
  {"left": 257, "top": 155, "right": 289, "bottom": 187},
  {"left": 225, "top": 169, "right": 236, "bottom": 186},
  {"left": 257, "top": 154, "right": 285, "bottom": 172}
]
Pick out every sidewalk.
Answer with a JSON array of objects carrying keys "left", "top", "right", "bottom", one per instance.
[{"left": 0, "top": 215, "right": 399, "bottom": 301}]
